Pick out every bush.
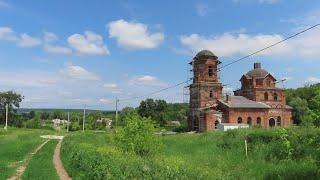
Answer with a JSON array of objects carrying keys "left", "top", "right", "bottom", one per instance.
[
  {"left": 25, "top": 117, "right": 41, "bottom": 129},
  {"left": 114, "top": 112, "right": 162, "bottom": 157},
  {"left": 264, "top": 161, "right": 320, "bottom": 180},
  {"left": 68, "top": 122, "right": 80, "bottom": 131}
]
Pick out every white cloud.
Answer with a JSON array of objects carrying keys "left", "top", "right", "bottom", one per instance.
[
  {"left": 180, "top": 27, "right": 320, "bottom": 58},
  {"left": 60, "top": 65, "right": 99, "bottom": 81},
  {"left": 68, "top": 31, "right": 109, "bottom": 55},
  {"left": 195, "top": 3, "right": 209, "bottom": 16},
  {"left": 0, "top": 1, "right": 10, "bottom": 8},
  {"left": 103, "top": 83, "right": 118, "bottom": 88},
  {"left": 129, "top": 75, "right": 166, "bottom": 87},
  {"left": 108, "top": 19, "right": 164, "bottom": 49},
  {"left": 233, "top": 0, "right": 279, "bottom": 4},
  {"left": 43, "top": 31, "right": 58, "bottom": 43},
  {"left": 0, "top": 71, "right": 58, "bottom": 88},
  {"left": 306, "top": 77, "right": 320, "bottom": 84},
  {"left": 0, "top": 27, "right": 18, "bottom": 41},
  {"left": 17, "top": 33, "right": 42, "bottom": 47},
  {"left": 99, "top": 98, "right": 113, "bottom": 104},
  {"left": 258, "top": 0, "right": 279, "bottom": 4},
  {"left": 43, "top": 44, "right": 72, "bottom": 54}
]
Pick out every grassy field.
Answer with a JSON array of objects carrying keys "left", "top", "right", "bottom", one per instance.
[
  {"left": 22, "top": 140, "right": 59, "bottom": 180},
  {"left": 61, "top": 127, "right": 320, "bottom": 179},
  {"left": 0, "top": 128, "right": 61, "bottom": 179}
]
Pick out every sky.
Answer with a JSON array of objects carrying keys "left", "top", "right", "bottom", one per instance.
[{"left": 0, "top": 0, "right": 320, "bottom": 110}]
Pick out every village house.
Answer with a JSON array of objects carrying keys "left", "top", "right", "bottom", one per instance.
[{"left": 188, "top": 50, "right": 292, "bottom": 132}]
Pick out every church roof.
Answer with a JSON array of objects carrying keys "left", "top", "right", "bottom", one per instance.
[
  {"left": 195, "top": 50, "right": 217, "bottom": 58},
  {"left": 243, "top": 62, "right": 274, "bottom": 80},
  {"left": 218, "top": 96, "right": 270, "bottom": 109}
]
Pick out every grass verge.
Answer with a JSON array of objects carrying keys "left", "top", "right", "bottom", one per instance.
[
  {"left": 22, "top": 140, "right": 59, "bottom": 180},
  {"left": 0, "top": 128, "right": 56, "bottom": 179}
]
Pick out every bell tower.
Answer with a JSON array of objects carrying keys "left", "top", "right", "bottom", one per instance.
[{"left": 188, "top": 50, "right": 223, "bottom": 132}]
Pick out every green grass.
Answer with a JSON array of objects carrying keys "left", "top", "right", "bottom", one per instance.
[
  {"left": 22, "top": 140, "right": 59, "bottom": 180},
  {"left": 0, "top": 128, "right": 60, "bottom": 179},
  {"left": 61, "top": 128, "right": 320, "bottom": 179}
]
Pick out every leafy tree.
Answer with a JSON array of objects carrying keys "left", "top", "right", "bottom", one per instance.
[
  {"left": 119, "top": 107, "right": 136, "bottom": 125},
  {"left": 138, "top": 99, "right": 168, "bottom": 126},
  {"left": 26, "top": 114, "right": 41, "bottom": 129},
  {"left": 40, "top": 111, "right": 50, "bottom": 120},
  {"left": 29, "top": 110, "right": 36, "bottom": 119},
  {"left": 114, "top": 112, "right": 162, "bottom": 157},
  {"left": 0, "top": 91, "right": 23, "bottom": 125}
]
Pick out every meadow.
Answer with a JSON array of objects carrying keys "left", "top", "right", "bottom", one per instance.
[
  {"left": 0, "top": 128, "right": 61, "bottom": 180},
  {"left": 61, "top": 127, "right": 320, "bottom": 179}
]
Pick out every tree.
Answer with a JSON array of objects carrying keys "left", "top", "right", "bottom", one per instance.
[
  {"left": 40, "top": 111, "right": 50, "bottom": 120},
  {"left": 29, "top": 110, "right": 36, "bottom": 119},
  {"left": 119, "top": 107, "right": 136, "bottom": 125},
  {"left": 114, "top": 112, "right": 162, "bottom": 157},
  {"left": 0, "top": 91, "right": 23, "bottom": 125},
  {"left": 138, "top": 99, "right": 168, "bottom": 126}
]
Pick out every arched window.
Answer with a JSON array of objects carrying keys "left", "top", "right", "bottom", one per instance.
[
  {"left": 208, "top": 66, "right": 213, "bottom": 77},
  {"left": 209, "top": 90, "right": 213, "bottom": 98},
  {"left": 237, "top": 117, "right": 242, "bottom": 124},
  {"left": 273, "top": 93, "right": 278, "bottom": 101},
  {"left": 214, "top": 120, "right": 219, "bottom": 129},
  {"left": 257, "top": 117, "right": 261, "bottom": 125},
  {"left": 269, "top": 118, "right": 275, "bottom": 127},
  {"left": 247, "top": 117, "right": 252, "bottom": 125},
  {"left": 277, "top": 116, "right": 281, "bottom": 127},
  {"left": 264, "top": 92, "right": 268, "bottom": 101}
]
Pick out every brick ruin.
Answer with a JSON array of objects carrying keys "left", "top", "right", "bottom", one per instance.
[{"left": 188, "top": 50, "right": 292, "bottom": 132}]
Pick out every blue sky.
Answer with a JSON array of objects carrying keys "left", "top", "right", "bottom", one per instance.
[{"left": 0, "top": 0, "right": 320, "bottom": 110}]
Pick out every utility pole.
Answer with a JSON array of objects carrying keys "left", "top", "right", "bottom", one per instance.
[
  {"left": 4, "top": 104, "right": 8, "bottom": 131},
  {"left": 82, "top": 108, "right": 86, "bottom": 132},
  {"left": 115, "top": 97, "right": 119, "bottom": 128},
  {"left": 67, "top": 112, "right": 70, "bottom": 133}
]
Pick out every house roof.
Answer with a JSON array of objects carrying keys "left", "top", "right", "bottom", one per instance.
[{"left": 218, "top": 96, "right": 270, "bottom": 109}]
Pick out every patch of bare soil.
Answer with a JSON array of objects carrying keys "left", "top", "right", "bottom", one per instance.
[{"left": 53, "top": 139, "right": 71, "bottom": 180}]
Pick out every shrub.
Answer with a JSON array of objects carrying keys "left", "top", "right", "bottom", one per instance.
[
  {"left": 68, "top": 122, "right": 80, "bottom": 131},
  {"left": 25, "top": 117, "right": 41, "bottom": 129},
  {"left": 114, "top": 112, "right": 162, "bottom": 157},
  {"left": 264, "top": 161, "right": 320, "bottom": 180}
]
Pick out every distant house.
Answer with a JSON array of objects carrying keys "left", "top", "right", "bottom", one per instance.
[
  {"left": 96, "top": 118, "right": 112, "bottom": 128},
  {"left": 52, "top": 119, "right": 68, "bottom": 126}
]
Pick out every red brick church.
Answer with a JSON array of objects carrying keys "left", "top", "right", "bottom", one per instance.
[{"left": 188, "top": 50, "right": 292, "bottom": 132}]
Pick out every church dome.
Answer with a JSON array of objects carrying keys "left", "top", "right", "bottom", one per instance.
[
  {"left": 195, "top": 50, "right": 217, "bottom": 59},
  {"left": 245, "top": 62, "right": 269, "bottom": 78}
]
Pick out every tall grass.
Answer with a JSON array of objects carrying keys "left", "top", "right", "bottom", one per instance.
[
  {"left": 0, "top": 128, "right": 61, "bottom": 179},
  {"left": 61, "top": 127, "right": 320, "bottom": 179}
]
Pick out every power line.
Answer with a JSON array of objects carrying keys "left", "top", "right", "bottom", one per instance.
[
  {"left": 113, "top": 23, "right": 320, "bottom": 104},
  {"left": 119, "top": 79, "right": 192, "bottom": 102},
  {"left": 218, "top": 23, "right": 320, "bottom": 71}
]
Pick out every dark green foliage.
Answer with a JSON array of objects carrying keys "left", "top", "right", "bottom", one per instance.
[
  {"left": 136, "top": 98, "right": 188, "bottom": 127},
  {"left": 25, "top": 115, "right": 41, "bottom": 129},
  {"left": 264, "top": 162, "right": 320, "bottom": 180},
  {"left": 138, "top": 98, "right": 168, "bottom": 126},
  {"left": 286, "top": 83, "right": 320, "bottom": 126},
  {"left": 0, "top": 91, "right": 23, "bottom": 125}
]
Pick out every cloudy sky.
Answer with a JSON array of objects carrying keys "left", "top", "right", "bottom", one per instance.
[{"left": 0, "top": 0, "right": 319, "bottom": 110}]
